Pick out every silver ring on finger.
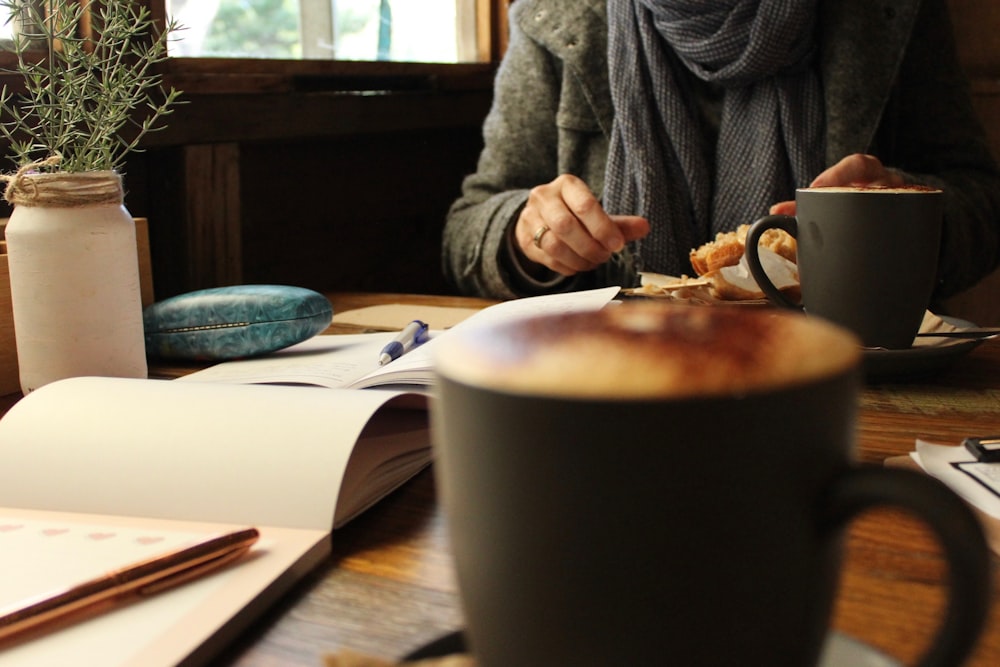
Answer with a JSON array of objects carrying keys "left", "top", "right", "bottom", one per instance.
[{"left": 532, "top": 225, "right": 550, "bottom": 249}]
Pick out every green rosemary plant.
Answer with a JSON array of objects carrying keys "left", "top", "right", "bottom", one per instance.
[{"left": 0, "top": 0, "right": 182, "bottom": 173}]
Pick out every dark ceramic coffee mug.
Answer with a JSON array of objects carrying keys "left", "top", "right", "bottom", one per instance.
[
  {"left": 431, "top": 303, "right": 989, "bottom": 667},
  {"left": 745, "top": 186, "right": 943, "bottom": 349}
]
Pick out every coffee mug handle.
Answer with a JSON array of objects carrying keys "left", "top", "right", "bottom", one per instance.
[
  {"left": 824, "top": 467, "right": 991, "bottom": 667},
  {"left": 745, "top": 215, "right": 802, "bottom": 310}
]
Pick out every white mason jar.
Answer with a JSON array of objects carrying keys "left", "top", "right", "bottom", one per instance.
[{"left": 4, "top": 169, "right": 147, "bottom": 394}]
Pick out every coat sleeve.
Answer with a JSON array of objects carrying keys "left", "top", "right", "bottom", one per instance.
[{"left": 441, "top": 4, "right": 567, "bottom": 299}]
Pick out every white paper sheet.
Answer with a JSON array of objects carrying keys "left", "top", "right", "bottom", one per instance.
[{"left": 911, "top": 439, "right": 1000, "bottom": 519}]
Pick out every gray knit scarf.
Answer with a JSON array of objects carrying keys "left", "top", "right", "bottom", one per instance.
[{"left": 603, "top": 0, "right": 825, "bottom": 276}]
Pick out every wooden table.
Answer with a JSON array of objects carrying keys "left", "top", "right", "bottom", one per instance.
[{"left": 18, "top": 292, "right": 1000, "bottom": 665}]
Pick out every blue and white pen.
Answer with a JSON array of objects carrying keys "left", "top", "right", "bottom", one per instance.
[{"left": 378, "top": 320, "right": 430, "bottom": 366}]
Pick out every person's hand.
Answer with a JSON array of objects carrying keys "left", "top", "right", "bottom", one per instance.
[
  {"left": 768, "top": 153, "right": 905, "bottom": 216},
  {"left": 516, "top": 174, "right": 649, "bottom": 276}
]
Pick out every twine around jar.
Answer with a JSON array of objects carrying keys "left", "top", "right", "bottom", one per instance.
[{"left": 1, "top": 156, "right": 124, "bottom": 207}]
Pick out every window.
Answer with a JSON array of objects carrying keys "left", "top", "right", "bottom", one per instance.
[
  {"left": 0, "top": 0, "right": 507, "bottom": 141},
  {"left": 0, "top": 1, "right": 509, "bottom": 69},
  {"left": 165, "top": 0, "right": 482, "bottom": 63}
]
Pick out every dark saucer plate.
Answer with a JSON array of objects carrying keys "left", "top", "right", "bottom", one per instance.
[
  {"left": 863, "top": 316, "right": 981, "bottom": 383},
  {"left": 404, "top": 629, "right": 900, "bottom": 666}
]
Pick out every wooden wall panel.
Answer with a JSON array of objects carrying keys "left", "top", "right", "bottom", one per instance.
[
  {"left": 181, "top": 143, "right": 243, "bottom": 289},
  {"left": 948, "top": 1, "right": 1000, "bottom": 76},
  {"left": 238, "top": 127, "right": 483, "bottom": 296},
  {"left": 121, "top": 89, "right": 491, "bottom": 301},
  {"left": 942, "top": 1, "right": 1000, "bottom": 325}
]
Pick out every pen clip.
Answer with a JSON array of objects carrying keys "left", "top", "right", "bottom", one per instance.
[{"left": 412, "top": 320, "right": 430, "bottom": 345}]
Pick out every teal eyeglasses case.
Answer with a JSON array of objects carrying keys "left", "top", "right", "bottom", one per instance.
[{"left": 143, "top": 285, "right": 333, "bottom": 361}]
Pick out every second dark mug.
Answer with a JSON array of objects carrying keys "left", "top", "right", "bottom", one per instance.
[{"left": 745, "top": 185, "right": 943, "bottom": 349}]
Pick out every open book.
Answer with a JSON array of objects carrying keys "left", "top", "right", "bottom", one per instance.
[
  {"left": 178, "top": 286, "right": 622, "bottom": 390},
  {"left": 0, "top": 377, "right": 429, "bottom": 666},
  {"left": 0, "top": 286, "right": 620, "bottom": 665}
]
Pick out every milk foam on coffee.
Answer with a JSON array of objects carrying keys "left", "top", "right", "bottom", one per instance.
[
  {"left": 803, "top": 185, "right": 942, "bottom": 194},
  {"left": 435, "top": 304, "right": 860, "bottom": 399}
]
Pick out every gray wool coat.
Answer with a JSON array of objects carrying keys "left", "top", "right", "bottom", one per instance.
[{"left": 442, "top": 0, "right": 1000, "bottom": 301}]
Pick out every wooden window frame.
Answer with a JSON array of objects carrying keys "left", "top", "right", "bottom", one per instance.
[
  {"left": 0, "top": 1, "right": 510, "bottom": 98},
  {"left": 147, "top": 0, "right": 509, "bottom": 95}
]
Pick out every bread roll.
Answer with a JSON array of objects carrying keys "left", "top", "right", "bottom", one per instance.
[{"left": 689, "top": 224, "right": 796, "bottom": 276}]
